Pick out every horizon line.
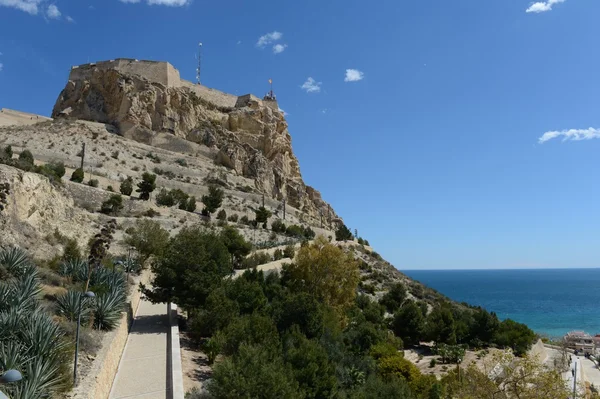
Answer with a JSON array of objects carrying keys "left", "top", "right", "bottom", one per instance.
[{"left": 401, "top": 266, "right": 600, "bottom": 271}]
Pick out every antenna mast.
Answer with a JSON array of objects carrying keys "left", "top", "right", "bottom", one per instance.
[{"left": 196, "top": 42, "right": 202, "bottom": 85}]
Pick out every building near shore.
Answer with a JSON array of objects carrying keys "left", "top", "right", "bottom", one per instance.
[{"left": 564, "top": 331, "right": 595, "bottom": 353}]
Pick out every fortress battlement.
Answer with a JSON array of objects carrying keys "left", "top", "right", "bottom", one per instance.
[{"left": 69, "top": 58, "right": 279, "bottom": 111}]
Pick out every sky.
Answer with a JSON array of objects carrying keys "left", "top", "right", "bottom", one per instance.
[{"left": 1, "top": 0, "right": 599, "bottom": 270}]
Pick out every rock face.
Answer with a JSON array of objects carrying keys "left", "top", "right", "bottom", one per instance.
[{"left": 52, "top": 66, "right": 338, "bottom": 226}]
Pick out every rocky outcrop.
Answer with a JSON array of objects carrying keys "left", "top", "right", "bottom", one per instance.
[{"left": 52, "top": 67, "right": 338, "bottom": 226}]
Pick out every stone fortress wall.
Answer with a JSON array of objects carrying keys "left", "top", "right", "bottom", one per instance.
[{"left": 69, "top": 58, "right": 279, "bottom": 111}]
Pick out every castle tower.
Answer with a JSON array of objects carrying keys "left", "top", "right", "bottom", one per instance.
[{"left": 263, "top": 78, "right": 279, "bottom": 111}]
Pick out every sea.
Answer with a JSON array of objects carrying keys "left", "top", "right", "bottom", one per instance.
[{"left": 402, "top": 268, "right": 600, "bottom": 339}]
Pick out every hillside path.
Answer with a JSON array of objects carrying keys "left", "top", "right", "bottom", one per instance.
[{"left": 109, "top": 300, "right": 170, "bottom": 399}]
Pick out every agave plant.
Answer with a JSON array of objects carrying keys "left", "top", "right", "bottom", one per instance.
[
  {"left": 0, "top": 274, "right": 42, "bottom": 314},
  {"left": 93, "top": 288, "right": 126, "bottom": 330},
  {"left": 0, "top": 247, "right": 36, "bottom": 279},
  {"left": 58, "top": 258, "right": 89, "bottom": 282},
  {"left": 55, "top": 290, "right": 93, "bottom": 323}
]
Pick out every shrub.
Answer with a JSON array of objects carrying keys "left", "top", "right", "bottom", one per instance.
[
  {"left": 283, "top": 245, "right": 295, "bottom": 259},
  {"left": 100, "top": 194, "right": 124, "bottom": 215},
  {"left": 125, "top": 219, "right": 169, "bottom": 262},
  {"left": 176, "top": 158, "right": 188, "bottom": 167},
  {"left": 62, "top": 238, "right": 81, "bottom": 262},
  {"left": 88, "top": 179, "right": 99, "bottom": 188},
  {"left": 156, "top": 188, "right": 176, "bottom": 207},
  {"left": 273, "top": 249, "right": 284, "bottom": 260},
  {"left": 240, "top": 215, "right": 250, "bottom": 225},
  {"left": 120, "top": 177, "right": 133, "bottom": 196},
  {"left": 429, "top": 358, "right": 437, "bottom": 368},
  {"left": 241, "top": 252, "right": 272, "bottom": 269},
  {"left": 18, "top": 149, "right": 34, "bottom": 165},
  {"left": 71, "top": 167, "right": 84, "bottom": 183},
  {"left": 47, "top": 161, "right": 66, "bottom": 178},
  {"left": 186, "top": 196, "right": 197, "bottom": 212},
  {"left": 107, "top": 185, "right": 114, "bottom": 192},
  {"left": 217, "top": 209, "right": 227, "bottom": 220},
  {"left": 2, "top": 145, "right": 13, "bottom": 159},
  {"left": 271, "top": 219, "right": 286, "bottom": 233},
  {"left": 228, "top": 214, "right": 239, "bottom": 223}
]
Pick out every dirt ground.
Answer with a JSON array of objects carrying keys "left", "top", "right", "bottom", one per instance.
[{"left": 180, "top": 331, "right": 212, "bottom": 394}]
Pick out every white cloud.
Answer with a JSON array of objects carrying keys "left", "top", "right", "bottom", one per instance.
[
  {"left": 47, "top": 4, "right": 60, "bottom": 19},
  {"left": 344, "top": 69, "right": 364, "bottom": 82},
  {"left": 273, "top": 44, "right": 287, "bottom": 54},
  {"left": 538, "top": 127, "right": 600, "bottom": 143},
  {"left": 257, "top": 31, "right": 282, "bottom": 47},
  {"left": 66, "top": 15, "right": 74, "bottom": 22},
  {"left": 301, "top": 77, "right": 321, "bottom": 93},
  {"left": 526, "top": 0, "right": 565, "bottom": 13},
  {"left": 237, "top": 40, "right": 242, "bottom": 45},
  {"left": 0, "top": 63, "right": 3, "bottom": 72},
  {"left": 0, "top": 0, "right": 44, "bottom": 15}
]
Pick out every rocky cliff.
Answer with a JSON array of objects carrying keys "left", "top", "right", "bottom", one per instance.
[{"left": 52, "top": 66, "right": 338, "bottom": 226}]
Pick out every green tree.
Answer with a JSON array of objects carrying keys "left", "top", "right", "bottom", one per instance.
[
  {"left": 470, "top": 308, "right": 500, "bottom": 344},
  {"left": 47, "top": 161, "right": 66, "bottom": 178},
  {"left": 207, "top": 344, "right": 302, "bottom": 399},
  {"left": 493, "top": 319, "right": 536, "bottom": 356},
  {"left": 283, "top": 328, "right": 338, "bottom": 398},
  {"left": 220, "top": 226, "right": 252, "bottom": 269},
  {"left": 283, "top": 236, "right": 359, "bottom": 319},
  {"left": 426, "top": 307, "right": 457, "bottom": 345},
  {"left": 120, "top": 176, "right": 133, "bottom": 196},
  {"left": 380, "top": 282, "right": 407, "bottom": 313},
  {"left": 142, "top": 226, "right": 230, "bottom": 310},
  {"left": 335, "top": 224, "right": 353, "bottom": 241},
  {"left": 217, "top": 209, "right": 227, "bottom": 221},
  {"left": 391, "top": 301, "right": 425, "bottom": 346},
  {"left": 100, "top": 194, "right": 124, "bottom": 215},
  {"left": 70, "top": 167, "right": 84, "bottom": 183},
  {"left": 125, "top": 219, "right": 169, "bottom": 263},
  {"left": 350, "top": 375, "right": 416, "bottom": 399},
  {"left": 201, "top": 185, "right": 224, "bottom": 214},
  {"left": 220, "top": 313, "right": 281, "bottom": 356},
  {"left": 136, "top": 172, "right": 156, "bottom": 200},
  {"left": 255, "top": 206, "right": 272, "bottom": 225}
]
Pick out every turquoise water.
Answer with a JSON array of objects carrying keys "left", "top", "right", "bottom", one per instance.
[{"left": 402, "top": 268, "right": 600, "bottom": 339}]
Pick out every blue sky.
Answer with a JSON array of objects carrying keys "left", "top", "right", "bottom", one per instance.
[{"left": 1, "top": 0, "right": 599, "bottom": 270}]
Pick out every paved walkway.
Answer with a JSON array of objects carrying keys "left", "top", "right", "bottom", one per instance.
[
  {"left": 110, "top": 300, "right": 169, "bottom": 399},
  {"left": 581, "top": 356, "right": 600, "bottom": 389}
]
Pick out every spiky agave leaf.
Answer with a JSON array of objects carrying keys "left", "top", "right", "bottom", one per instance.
[
  {"left": 0, "top": 274, "right": 41, "bottom": 314},
  {"left": 0, "top": 341, "right": 26, "bottom": 370},
  {"left": 93, "top": 289, "right": 125, "bottom": 330},
  {"left": 58, "top": 258, "right": 88, "bottom": 282},
  {"left": 55, "top": 290, "right": 93, "bottom": 323},
  {"left": 20, "top": 310, "right": 70, "bottom": 362},
  {"left": 0, "top": 247, "right": 35, "bottom": 278}
]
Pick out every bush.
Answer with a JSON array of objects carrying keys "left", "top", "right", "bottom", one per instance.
[
  {"left": 176, "top": 158, "right": 188, "bottom": 167},
  {"left": 255, "top": 206, "right": 272, "bottom": 224},
  {"left": 430, "top": 358, "right": 437, "bottom": 367},
  {"left": 88, "top": 179, "right": 99, "bottom": 188},
  {"left": 125, "top": 219, "right": 170, "bottom": 262},
  {"left": 120, "top": 177, "right": 133, "bottom": 196},
  {"left": 240, "top": 215, "right": 250, "bottom": 225},
  {"left": 271, "top": 219, "right": 286, "bottom": 233},
  {"left": 100, "top": 194, "right": 124, "bottom": 215},
  {"left": 18, "top": 149, "right": 34, "bottom": 165},
  {"left": 186, "top": 196, "right": 197, "bottom": 212},
  {"left": 283, "top": 245, "right": 295, "bottom": 259},
  {"left": 107, "top": 185, "right": 114, "bottom": 192},
  {"left": 71, "top": 167, "right": 84, "bottom": 183},
  {"left": 156, "top": 188, "right": 176, "bottom": 207},
  {"left": 47, "top": 161, "right": 66, "bottom": 178},
  {"left": 273, "top": 249, "right": 284, "bottom": 261},
  {"left": 241, "top": 252, "right": 272, "bottom": 269},
  {"left": 228, "top": 214, "right": 239, "bottom": 223}
]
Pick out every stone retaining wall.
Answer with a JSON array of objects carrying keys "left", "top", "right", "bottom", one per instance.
[{"left": 70, "top": 269, "right": 151, "bottom": 399}]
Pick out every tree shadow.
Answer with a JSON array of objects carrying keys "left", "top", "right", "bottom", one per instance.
[{"left": 130, "top": 313, "right": 169, "bottom": 335}]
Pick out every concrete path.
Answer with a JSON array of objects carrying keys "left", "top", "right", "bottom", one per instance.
[
  {"left": 109, "top": 300, "right": 169, "bottom": 399},
  {"left": 581, "top": 356, "right": 600, "bottom": 389}
]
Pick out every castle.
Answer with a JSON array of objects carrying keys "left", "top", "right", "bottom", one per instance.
[{"left": 68, "top": 58, "right": 279, "bottom": 111}]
